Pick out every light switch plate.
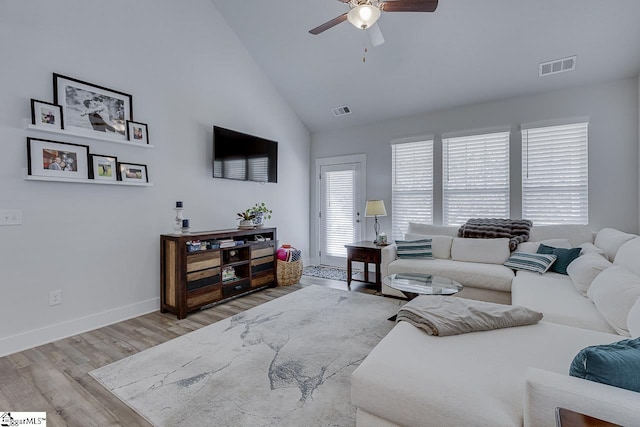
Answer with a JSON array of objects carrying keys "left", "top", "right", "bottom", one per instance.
[{"left": 0, "top": 210, "right": 22, "bottom": 225}]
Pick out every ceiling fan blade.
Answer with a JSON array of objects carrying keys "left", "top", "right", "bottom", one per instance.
[
  {"left": 368, "top": 23, "right": 385, "bottom": 47},
  {"left": 309, "top": 13, "right": 348, "bottom": 35},
  {"left": 382, "top": 0, "right": 438, "bottom": 13}
]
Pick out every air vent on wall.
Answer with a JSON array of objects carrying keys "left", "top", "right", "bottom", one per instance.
[
  {"left": 331, "top": 105, "right": 352, "bottom": 117},
  {"left": 539, "top": 56, "right": 576, "bottom": 77}
]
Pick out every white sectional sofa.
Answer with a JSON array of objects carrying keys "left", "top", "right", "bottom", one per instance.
[
  {"left": 380, "top": 223, "right": 597, "bottom": 304},
  {"left": 353, "top": 227, "right": 640, "bottom": 426}
]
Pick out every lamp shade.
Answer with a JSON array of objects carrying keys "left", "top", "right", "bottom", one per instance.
[
  {"left": 365, "top": 200, "right": 387, "bottom": 217},
  {"left": 347, "top": 4, "right": 381, "bottom": 30}
]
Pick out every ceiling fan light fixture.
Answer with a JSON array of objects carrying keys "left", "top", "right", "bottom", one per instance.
[{"left": 347, "top": 4, "right": 381, "bottom": 30}]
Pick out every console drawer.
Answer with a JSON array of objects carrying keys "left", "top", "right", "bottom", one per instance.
[
  {"left": 187, "top": 251, "right": 221, "bottom": 272},
  {"left": 222, "top": 280, "right": 251, "bottom": 298}
]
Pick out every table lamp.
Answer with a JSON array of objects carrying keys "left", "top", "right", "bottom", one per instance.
[{"left": 365, "top": 200, "right": 387, "bottom": 243}]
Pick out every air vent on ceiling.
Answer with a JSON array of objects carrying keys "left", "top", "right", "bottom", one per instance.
[
  {"left": 331, "top": 105, "right": 352, "bottom": 117},
  {"left": 539, "top": 56, "right": 576, "bottom": 77}
]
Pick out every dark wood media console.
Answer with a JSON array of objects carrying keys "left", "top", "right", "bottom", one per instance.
[{"left": 160, "top": 228, "right": 277, "bottom": 319}]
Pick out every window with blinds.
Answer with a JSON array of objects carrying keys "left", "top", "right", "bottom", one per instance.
[
  {"left": 522, "top": 122, "right": 588, "bottom": 225},
  {"left": 442, "top": 131, "right": 510, "bottom": 226},
  {"left": 391, "top": 139, "right": 433, "bottom": 240},
  {"left": 323, "top": 169, "right": 356, "bottom": 257}
]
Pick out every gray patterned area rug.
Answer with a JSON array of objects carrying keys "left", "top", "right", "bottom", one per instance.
[{"left": 90, "top": 285, "right": 403, "bottom": 427}]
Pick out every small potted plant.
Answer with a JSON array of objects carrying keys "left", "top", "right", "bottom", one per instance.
[
  {"left": 248, "top": 202, "right": 272, "bottom": 227},
  {"left": 237, "top": 211, "right": 255, "bottom": 228}
]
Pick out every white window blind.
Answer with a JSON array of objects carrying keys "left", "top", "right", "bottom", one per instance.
[
  {"left": 443, "top": 131, "right": 510, "bottom": 226},
  {"left": 522, "top": 122, "right": 588, "bottom": 225},
  {"left": 391, "top": 139, "right": 433, "bottom": 240},
  {"left": 324, "top": 169, "right": 356, "bottom": 257}
]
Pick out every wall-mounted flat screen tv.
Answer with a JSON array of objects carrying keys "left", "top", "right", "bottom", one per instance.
[{"left": 212, "top": 126, "right": 278, "bottom": 183}]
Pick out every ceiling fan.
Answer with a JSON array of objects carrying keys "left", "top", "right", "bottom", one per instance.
[{"left": 309, "top": 0, "right": 438, "bottom": 46}]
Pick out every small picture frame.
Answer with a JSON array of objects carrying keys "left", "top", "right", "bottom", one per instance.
[
  {"left": 27, "top": 137, "right": 89, "bottom": 180},
  {"left": 31, "top": 99, "right": 63, "bottom": 130},
  {"left": 118, "top": 162, "right": 148, "bottom": 183},
  {"left": 90, "top": 154, "right": 118, "bottom": 181},
  {"left": 126, "top": 120, "right": 149, "bottom": 144}
]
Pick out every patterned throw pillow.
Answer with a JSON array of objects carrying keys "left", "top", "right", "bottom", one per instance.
[
  {"left": 537, "top": 243, "right": 582, "bottom": 275},
  {"left": 396, "top": 239, "right": 434, "bottom": 259},
  {"left": 504, "top": 252, "right": 557, "bottom": 274}
]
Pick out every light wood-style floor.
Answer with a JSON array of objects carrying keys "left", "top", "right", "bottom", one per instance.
[{"left": 0, "top": 277, "right": 376, "bottom": 427}]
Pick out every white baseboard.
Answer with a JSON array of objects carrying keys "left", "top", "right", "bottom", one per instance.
[{"left": 0, "top": 298, "right": 160, "bottom": 358}]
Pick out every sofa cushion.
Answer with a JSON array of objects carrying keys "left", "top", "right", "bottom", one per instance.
[
  {"left": 395, "top": 239, "right": 433, "bottom": 259},
  {"left": 588, "top": 266, "right": 640, "bottom": 336},
  {"left": 504, "top": 252, "right": 557, "bottom": 274},
  {"left": 512, "top": 271, "right": 616, "bottom": 334},
  {"left": 388, "top": 258, "right": 514, "bottom": 292},
  {"left": 451, "top": 238, "right": 510, "bottom": 264},
  {"left": 529, "top": 224, "right": 594, "bottom": 246},
  {"left": 613, "top": 237, "right": 640, "bottom": 276},
  {"left": 570, "top": 337, "right": 640, "bottom": 392},
  {"left": 407, "top": 222, "right": 458, "bottom": 237},
  {"left": 351, "top": 321, "right": 620, "bottom": 427},
  {"left": 594, "top": 228, "right": 636, "bottom": 262},
  {"left": 566, "top": 253, "right": 613, "bottom": 296},
  {"left": 579, "top": 242, "right": 607, "bottom": 257},
  {"left": 537, "top": 244, "right": 581, "bottom": 275},
  {"left": 627, "top": 299, "right": 640, "bottom": 339},
  {"left": 404, "top": 233, "right": 453, "bottom": 259},
  {"left": 517, "top": 239, "right": 571, "bottom": 253}
]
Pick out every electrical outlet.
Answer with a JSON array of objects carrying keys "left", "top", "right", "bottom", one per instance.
[
  {"left": 0, "top": 210, "right": 22, "bottom": 226},
  {"left": 49, "top": 290, "right": 62, "bottom": 306}
]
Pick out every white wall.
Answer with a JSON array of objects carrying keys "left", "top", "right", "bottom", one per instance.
[
  {"left": 310, "top": 78, "right": 639, "bottom": 255},
  {"left": 0, "top": 0, "right": 310, "bottom": 356}
]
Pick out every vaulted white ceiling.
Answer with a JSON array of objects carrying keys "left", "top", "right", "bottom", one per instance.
[{"left": 210, "top": 0, "right": 640, "bottom": 133}]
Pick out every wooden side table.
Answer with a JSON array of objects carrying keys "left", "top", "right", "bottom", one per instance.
[
  {"left": 344, "top": 241, "right": 384, "bottom": 292},
  {"left": 556, "top": 408, "right": 621, "bottom": 427}
]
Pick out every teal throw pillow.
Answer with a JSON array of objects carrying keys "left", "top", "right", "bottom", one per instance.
[
  {"left": 503, "top": 252, "right": 557, "bottom": 274},
  {"left": 570, "top": 337, "right": 640, "bottom": 392},
  {"left": 396, "top": 239, "right": 433, "bottom": 259},
  {"left": 537, "top": 243, "right": 581, "bottom": 275}
]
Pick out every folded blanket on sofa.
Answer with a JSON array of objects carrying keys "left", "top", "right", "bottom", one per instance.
[
  {"left": 458, "top": 218, "right": 533, "bottom": 251},
  {"left": 396, "top": 296, "right": 543, "bottom": 336}
]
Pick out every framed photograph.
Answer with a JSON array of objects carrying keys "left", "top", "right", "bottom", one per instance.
[
  {"left": 27, "top": 137, "right": 89, "bottom": 180},
  {"left": 53, "top": 73, "right": 132, "bottom": 141},
  {"left": 31, "top": 99, "right": 64, "bottom": 130},
  {"left": 89, "top": 154, "right": 118, "bottom": 181},
  {"left": 118, "top": 162, "right": 148, "bottom": 183},
  {"left": 126, "top": 120, "right": 149, "bottom": 145}
]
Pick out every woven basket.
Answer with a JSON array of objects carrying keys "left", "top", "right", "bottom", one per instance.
[{"left": 277, "top": 259, "right": 303, "bottom": 286}]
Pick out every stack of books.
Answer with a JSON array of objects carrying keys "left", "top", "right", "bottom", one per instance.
[{"left": 213, "top": 239, "right": 235, "bottom": 248}]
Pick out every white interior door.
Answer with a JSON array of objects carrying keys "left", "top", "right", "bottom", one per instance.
[{"left": 319, "top": 160, "right": 364, "bottom": 267}]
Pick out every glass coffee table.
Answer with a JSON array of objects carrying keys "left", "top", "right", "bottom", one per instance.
[{"left": 384, "top": 273, "right": 463, "bottom": 320}]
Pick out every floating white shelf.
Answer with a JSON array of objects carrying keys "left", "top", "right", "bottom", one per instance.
[
  {"left": 25, "top": 175, "right": 152, "bottom": 186},
  {"left": 25, "top": 123, "right": 154, "bottom": 148}
]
